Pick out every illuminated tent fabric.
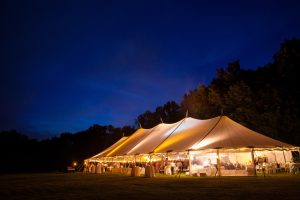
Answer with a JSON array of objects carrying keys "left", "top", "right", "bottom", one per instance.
[
  {"left": 154, "top": 116, "right": 293, "bottom": 153},
  {"left": 127, "top": 120, "right": 184, "bottom": 155},
  {"left": 90, "top": 137, "right": 128, "bottom": 159},
  {"left": 106, "top": 128, "right": 154, "bottom": 157},
  {"left": 153, "top": 117, "right": 221, "bottom": 153},
  {"left": 191, "top": 116, "right": 293, "bottom": 149},
  {"left": 91, "top": 115, "right": 295, "bottom": 159},
  {"left": 89, "top": 120, "right": 184, "bottom": 159}
]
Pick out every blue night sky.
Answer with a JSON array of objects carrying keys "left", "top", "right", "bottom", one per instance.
[{"left": 1, "top": 0, "right": 300, "bottom": 139}]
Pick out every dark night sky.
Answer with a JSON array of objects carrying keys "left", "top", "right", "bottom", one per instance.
[{"left": 1, "top": 0, "right": 300, "bottom": 139}]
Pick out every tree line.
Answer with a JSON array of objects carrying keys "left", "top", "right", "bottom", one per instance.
[
  {"left": 138, "top": 38, "right": 300, "bottom": 145},
  {"left": 1, "top": 38, "right": 299, "bottom": 173}
]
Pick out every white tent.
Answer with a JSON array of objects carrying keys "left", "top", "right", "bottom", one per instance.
[
  {"left": 106, "top": 128, "right": 153, "bottom": 157},
  {"left": 86, "top": 115, "right": 299, "bottom": 176},
  {"left": 191, "top": 116, "right": 293, "bottom": 149},
  {"left": 155, "top": 116, "right": 293, "bottom": 153},
  {"left": 127, "top": 120, "right": 183, "bottom": 155},
  {"left": 88, "top": 136, "right": 129, "bottom": 162}
]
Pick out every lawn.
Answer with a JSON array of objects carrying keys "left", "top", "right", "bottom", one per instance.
[{"left": 0, "top": 173, "right": 300, "bottom": 200}]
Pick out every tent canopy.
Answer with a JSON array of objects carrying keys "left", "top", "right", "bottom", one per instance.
[
  {"left": 106, "top": 128, "right": 153, "bottom": 157},
  {"left": 127, "top": 120, "right": 183, "bottom": 155},
  {"left": 88, "top": 116, "right": 295, "bottom": 160},
  {"left": 91, "top": 136, "right": 128, "bottom": 159},
  {"left": 153, "top": 117, "right": 221, "bottom": 153},
  {"left": 191, "top": 116, "right": 293, "bottom": 149}
]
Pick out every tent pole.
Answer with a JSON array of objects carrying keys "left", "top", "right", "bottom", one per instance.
[
  {"left": 217, "top": 149, "right": 221, "bottom": 177},
  {"left": 282, "top": 148, "right": 287, "bottom": 164},
  {"left": 188, "top": 150, "right": 192, "bottom": 176},
  {"left": 274, "top": 151, "right": 278, "bottom": 164},
  {"left": 282, "top": 148, "right": 287, "bottom": 173},
  {"left": 251, "top": 148, "right": 257, "bottom": 176},
  {"left": 150, "top": 154, "right": 154, "bottom": 177},
  {"left": 166, "top": 152, "right": 168, "bottom": 162}
]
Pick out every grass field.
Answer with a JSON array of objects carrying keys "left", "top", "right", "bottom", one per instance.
[{"left": 1, "top": 173, "right": 300, "bottom": 200}]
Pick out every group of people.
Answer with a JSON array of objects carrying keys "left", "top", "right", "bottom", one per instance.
[
  {"left": 84, "top": 159, "right": 190, "bottom": 176},
  {"left": 254, "top": 156, "right": 300, "bottom": 175},
  {"left": 160, "top": 160, "right": 189, "bottom": 176},
  {"left": 84, "top": 162, "right": 109, "bottom": 173},
  {"left": 222, "top": 161, "right": 246, "bottom": 170}
]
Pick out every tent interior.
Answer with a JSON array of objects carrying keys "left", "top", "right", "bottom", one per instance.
[{"left": 85, "top": 116, "right": 300, "bottom": 176}]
